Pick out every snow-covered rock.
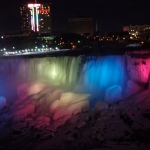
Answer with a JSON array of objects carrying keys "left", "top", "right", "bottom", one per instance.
[
  {"left": 49, "top": 100, "right": 66, "bottom": 115},
  {"left": 46, "top": 115, "right": 71, "bottom": 131},
  {"left": 77, "top": 121, "right": 86, "bottom": 129},
  {"left": 52, "top": 99, "right": 89, "bottom": 120},
  {"left": 11, "top": 122, "right": 27, "bottom": 131},
  {"left": 94, "top": 101, "right": 109, "bottom": 113},
  {"left": 34, "top": 122, "right": 50, "bottom": 130},
  {"left": 127, "top": 54, "right": 150, "bottom": 83},
  {"left": 12, "top": 103, "right": 35, "bottom": 118},
  {"left": 0, "top": 122, "right": 7, "bottom": 129},
  {"left": 11, "top": 114, "right": 25, "bottom": 123},
  {"left": 17, "top": 81, "right": 51, "bottom": 100},
  {"left": 0, "top": 96, "right": 6, "bottom": 111},
  {"left": 37, "top": 89, "right": 64, "bottom": 114},
  {"left": 123, "top": 80, "right": 142, "bottom": 98},
  {"left": 68, "top": 116, "right": 79, "bottom": 125},
  {"left": 0, "top": 112, "right": 13, "bottom": 122},
  {"left": 35, "top": 116, "right": 50, "bottom": 123},
  {"left": 51, "top": 89, "right": 64, "bottom": 101},
  {"left": 50, "top": 92, "right": 91, "bottom": 118},
  {"left": 60, "top": 92, "right": 91, "bottom": 103},
  {"left": 104, "top": 85, "right": 123, "bottom": 103}
]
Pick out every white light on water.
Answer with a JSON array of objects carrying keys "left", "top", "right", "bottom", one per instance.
[
  {"left": 52, "top": 70, "right": 56, "bottom": 78},
  {"left": 51, "top": 66, "right": 57, "bottom": 79}
]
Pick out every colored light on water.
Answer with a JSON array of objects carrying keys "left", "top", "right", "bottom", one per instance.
[
  {"left": 0, "top": 56, "right": 127, "bottom": 104},
  {"left": 51, "top": 67, "right": 56, "bottom": 79},
  {"left": 78, "top": 56, "right": 127, "bottom": 100}
]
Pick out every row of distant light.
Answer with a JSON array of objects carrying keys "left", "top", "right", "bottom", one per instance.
[
  {"left": 1, "top": 47, "right": 59, "bottom": 52},
  {"left": 3, "top": 47, "right": 59, "bottom": 55}
]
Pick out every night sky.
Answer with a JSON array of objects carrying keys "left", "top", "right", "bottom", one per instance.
[{"left": 0, "top": 0, "right": 150, "bottom": 35}]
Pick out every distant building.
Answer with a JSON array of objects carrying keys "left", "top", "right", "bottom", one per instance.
[
  {"left": 123, "top": 26, "right": 130, "bottom": 32},
  {"left": 20, "top": 1, "right": 52, "bottom": 34},
  {"left": 123, "top": 24, "right": 150, "bottom": 38},
  {"left": 20, "top": 5, "right": 31, "bottom": 33},
  {"left": 68, "top": 17, "right": 93, "bottom": 36}
]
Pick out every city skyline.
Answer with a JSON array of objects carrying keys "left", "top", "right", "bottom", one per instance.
[{"left": 0, "top": 0, "right": 150, "bottom": 35}]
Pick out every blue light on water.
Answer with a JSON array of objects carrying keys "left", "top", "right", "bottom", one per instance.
[{"left": 79, "top": 55, "right": 127, "bottom": 102}]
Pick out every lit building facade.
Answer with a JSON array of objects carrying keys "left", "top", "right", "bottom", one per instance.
[
  {"left": 123, "top": 25, "right": 150, "bottom": 38},
  {"left": 68, "top": 18, "right": 93, "bottom": 36},
  {"left": 20, "top": 2, "right": 52, "bottom": 34},
  {"left": 38, "top": 4, "right": 52, "bottom": 33},
  {"left": 28, "top": 3, "right": 41, "bottom": 32},
  {"left": 20, "top": 5, "right": 31, "bottom": 33}
]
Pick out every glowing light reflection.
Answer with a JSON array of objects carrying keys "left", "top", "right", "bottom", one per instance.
[
  {"left": 51, "top": 67, "right": 56, "bottom": 79},
  {"left": 78, "top": 56, "right": 127, "bottom": 101},
  {"left": 0, "top": 56, "right": 127, "bottom": 105}
]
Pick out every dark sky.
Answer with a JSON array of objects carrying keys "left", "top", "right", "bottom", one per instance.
[{"left": 0, "top": 0, "right": 150, "bottom": 35}]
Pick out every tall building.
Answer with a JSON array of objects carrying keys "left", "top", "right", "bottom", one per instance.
[
  {"left": 20, "top": 1, "right": 52, "bottom": 34},
  {"left": 38, "top": 3, "right": 52, "bottom": 34},
  {"left": 68, "top": 17, "right": 93, "bottom": 36},
  {"left": 20, "top": 5, "right": 31, "bottom": 33}
]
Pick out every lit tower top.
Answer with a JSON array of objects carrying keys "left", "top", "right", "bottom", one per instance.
[{"left": 28, "top": 1, "right": 40, "bottom": 32}]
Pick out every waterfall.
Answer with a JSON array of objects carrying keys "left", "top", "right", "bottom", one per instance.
[
  {"left": 76, "top": 55, "right": 127, "bottom": 104},
  {"left": 0, "top": 57, "right": 81, "bottom": 104},
  {"left": 0, "top": 55, "right": 127, "bottom": 105}
]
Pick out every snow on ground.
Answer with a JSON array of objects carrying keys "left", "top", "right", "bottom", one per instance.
[{"left": 0, "top": 81, "right": 150, "bottom": 150}]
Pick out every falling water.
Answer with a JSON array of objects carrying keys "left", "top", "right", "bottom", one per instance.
[
  {"left": 0, "top": 55, "right": 127, "bottom": 105},
  {"left": 75, "top": 55, "right": 127, "bottom": 105},
  {"left": 0, "top": 57, "right": 80, "bottom": 105}
]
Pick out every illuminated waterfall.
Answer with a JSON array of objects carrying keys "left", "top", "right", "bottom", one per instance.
[
  {"left": 16, "top": 57, "right": 80, "bottom": 87},
  {"left": 76, "top": 55, "right": 127, "bottom": 103},
  {"left": 0, "top": 57, "right": 81, "bottom": 104},
  {"left": 0, "top": 55, "right": 127, "bottom": 105}
]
